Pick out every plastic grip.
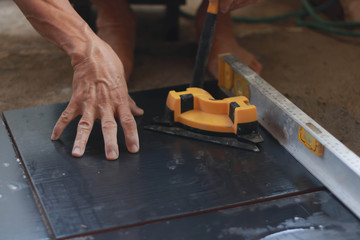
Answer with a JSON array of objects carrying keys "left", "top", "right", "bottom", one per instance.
[{"left": 207, "top": 0, "right": 219, "bottom": 14}]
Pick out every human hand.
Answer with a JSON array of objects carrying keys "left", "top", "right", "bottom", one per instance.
[
  {"left": 210, "top": 0, "right": 260, "bottom": 13},
  {"left": 51, "top": 38, "right": 143, "bottom": 160}
]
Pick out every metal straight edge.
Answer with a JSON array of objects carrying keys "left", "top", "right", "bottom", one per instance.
[{"left": 220, "top": 54, "right": 360, "bottom": 219}]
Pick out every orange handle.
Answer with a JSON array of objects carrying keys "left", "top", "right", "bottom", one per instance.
[{"left": 207, "top": 0, "right": 219, "bottom": 14}]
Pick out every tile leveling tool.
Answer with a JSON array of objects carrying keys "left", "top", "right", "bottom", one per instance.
[{"left": 145, "top": 0, "right": 263, "bottom": 151}]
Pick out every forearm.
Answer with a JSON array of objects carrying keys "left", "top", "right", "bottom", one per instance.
[{"left": 13, "top": 0, "right": 99, "bottom": 66}]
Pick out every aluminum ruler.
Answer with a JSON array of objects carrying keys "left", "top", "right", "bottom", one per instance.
[{"left": 220, "top": 54, "right": 360, "bottom": 219}]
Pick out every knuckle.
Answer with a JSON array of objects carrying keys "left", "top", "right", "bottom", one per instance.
[
  {"left": 117, "top": 94, "right": 129, "bottom": 106},
  {"left": 84, "top": 95, "right": 95, "bottom": 106},
  {"left": 78, "top": 119, "right": 92, "bottom": 131},
  {"left": 102, "top": 120, "right": 117, "bottom": 130},
  {"left": 71, "top": 95, "right": 82, "bottom": 105},
  {"left": 60, "top": 110, "right": 72, "bottom": 123},
  {"left": 97, "top": 100, "right": 112, "bottom": 113},
  {"left": 98, "top": 94, "right": 110, "bottom": 106},
  {"left": 120, "top": 114, "right": 135, "bottom": 127}
]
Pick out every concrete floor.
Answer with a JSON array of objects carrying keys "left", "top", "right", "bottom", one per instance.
[{"left": 1, "top": 0, "right": 359, "bottom": 155}]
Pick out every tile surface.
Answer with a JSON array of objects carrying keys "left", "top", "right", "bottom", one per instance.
[
  {"left": 3, "top": 82, "right": 323, "bottom": 238},
  {"left": 0, "top": 117, "right": 50, "bottom": 240},
  {"left": 80, "top": 191, "right": 360, "bottom": 240}
]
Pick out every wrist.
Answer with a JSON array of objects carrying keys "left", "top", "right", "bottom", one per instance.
[{"left": 65, "top": 25, "right": 102, "bottom": 67}]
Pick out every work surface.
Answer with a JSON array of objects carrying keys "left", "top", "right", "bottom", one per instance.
[{"left": 1, "top": 82, "right": 359, "bottom": 240}]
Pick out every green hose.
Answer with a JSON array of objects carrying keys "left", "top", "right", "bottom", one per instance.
[
  {"left": 300, "top": 0, "right": 360, "bottom": 27},
  {"left": 180, "top": 0, "right": 360, "bottom": 37}
]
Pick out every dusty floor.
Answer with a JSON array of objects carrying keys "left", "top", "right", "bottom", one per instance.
[{"left": 0, "top": 0, "right": 359, "bottom": 155}]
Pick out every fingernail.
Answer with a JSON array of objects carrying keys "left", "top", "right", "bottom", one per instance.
[
  {"left": 108, "top": 150, "right": 118, "bottom": 160},
  {"left": 129, "top": 144, "right": 139, "bottom": 153},
  {"left": 73, "top": 147, "right": 81, "bottom": 156},
  {"left": 51, "top": 131, "right": 56, "bottom": 140}
]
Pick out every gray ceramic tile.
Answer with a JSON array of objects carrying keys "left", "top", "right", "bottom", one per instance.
[
  {"left": 0, "top": 117, "right": 50, "bottom": 240},
  {"left": 79, "top": 191, "right": 360, "bottom": 240},
  {"left": 3, "top": 82, "right": 323, "bottom": 238}
]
